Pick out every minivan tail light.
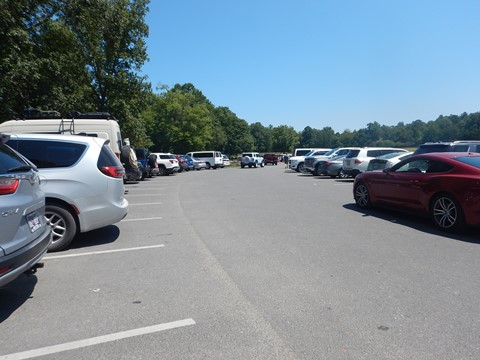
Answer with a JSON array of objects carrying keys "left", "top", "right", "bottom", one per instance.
[
  {"left": 0, "top": 178, "right": 20, "bottom": 195},
  {"left": 354, "top": 159, "right": 363, "bottom": 164},
  {"left": 100, "top": 166, "right": 125, "bottom": 178}
]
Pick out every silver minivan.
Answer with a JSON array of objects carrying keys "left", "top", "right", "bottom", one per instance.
[
  {"left": 6, "top": 133, "right": 129, "bottom": 252},
  {"left": 0, "top": 134, "right": 52, "bottom": 287}
]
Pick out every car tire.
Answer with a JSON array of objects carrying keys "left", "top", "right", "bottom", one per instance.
[
  {"left": 45, "top": 203, "right": 77, "bottom": 252},
  {"left": 354, "top": 182, "right": 371, "bottom": 209},
  {"left": 338, "top": 168, "right": 348, "bottom": 179},
  {"left": 158, "top": 166, "right": 166, "bottom": 176},
  {"left": 254, "top": 162, "right": 257, "bottom": 168},
  {"left": 431, "top": 194, "right": 465, "bottom": 232},
  {"left": 241, "top": 164, "right": 245, "bottom": 168},
  {"left": 260, "top": 162, "right": 264, "bottom": 167},
  {"left": 206, "top": 163, "right": 211, "bottom": 169}
]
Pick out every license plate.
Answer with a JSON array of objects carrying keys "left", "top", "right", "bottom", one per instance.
[{"left": 27, "top": 212, "right": 42, "bottom": 233}]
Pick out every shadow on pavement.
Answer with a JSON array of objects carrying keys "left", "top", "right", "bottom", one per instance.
[
  {"left": 344, "top": 202, "right": 480, "bottom": 244},
  {"left": 0, "top": 274, "right": 38, "bottom": 323}
]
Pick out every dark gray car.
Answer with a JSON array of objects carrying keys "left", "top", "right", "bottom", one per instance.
[{"left": 0, "top": 134, "right": 51, "bottom": 287}]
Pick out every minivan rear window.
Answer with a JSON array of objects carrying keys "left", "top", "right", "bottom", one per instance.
[
  {"left": 97, "top": 144, "right": 122, "bottom": 168},
  {"left": 7, "top": 139, "right": 87, "bottom": 168}
]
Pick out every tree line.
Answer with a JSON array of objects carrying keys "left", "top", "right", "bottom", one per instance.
[{"left": 1, "top": 1, "right": 479, "bottom": 155}]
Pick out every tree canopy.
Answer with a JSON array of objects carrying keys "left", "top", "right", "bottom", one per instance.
[{"left": 1, "top": 1, "right": 479, "bottom": 155}]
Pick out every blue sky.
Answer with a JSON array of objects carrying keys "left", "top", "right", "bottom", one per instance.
[{"left": 142, "top": 0, "right": 480, "bottom": 133}]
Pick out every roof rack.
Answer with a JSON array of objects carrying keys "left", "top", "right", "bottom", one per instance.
[
  {"left": 70, "top": 112, "right": 117, "bottom": 120},
  {"left": 24, "top": 108, "right": 62, "bottom": 119}
]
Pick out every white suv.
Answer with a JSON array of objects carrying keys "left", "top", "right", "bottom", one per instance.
[
  {"left": 289, "top": 148, "right": 331, "bottom": 172},
  {"left": 150, "top": 153, "right": 180, "bottom": 176},
  {"left": 6, "top": 133, "right": 129, "bottom": 251},
  {"left": 343, "top": 147, "right": 408, "bottom": 177}
]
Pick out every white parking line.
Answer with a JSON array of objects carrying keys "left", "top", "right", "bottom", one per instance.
[
  {"left": 0, "top": 318, "right": 196, "bottom": 360},
  {"left": 43, "top": 245, "right": 165, "bottom": 260},
  {"left": 128, "top": 202, "right": 163, "bottom": 206},
  {"left": 124, "top": 194, "right": 162, "bottom": 197},
  {"left": 121, "top": 217, "right": 162, "bottom": 222}
]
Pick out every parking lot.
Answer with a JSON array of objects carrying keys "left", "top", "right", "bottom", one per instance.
[{"left": 1, "top": 165, "right": 479, "bottom": 360}]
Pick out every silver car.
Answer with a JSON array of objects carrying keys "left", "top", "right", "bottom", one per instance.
[
  {"left": 6, "top": 133, "right": 129, "bottom": 252},
  {"left": 0, "top": 134, "right": 52, "bottom": 288}
]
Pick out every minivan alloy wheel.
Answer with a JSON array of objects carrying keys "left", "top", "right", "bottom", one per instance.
[{"left": 45, "top": 204, "right": 77, "bottom": 251}]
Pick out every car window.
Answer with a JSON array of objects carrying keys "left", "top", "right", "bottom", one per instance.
[
  {"left": 452, "top": 144, "right": 470, "bottom": 152},
  {"left": 97, "top": 143, "right": 122, "bottom": 168},
  {"left": 394, "top": 159, "right": 430, "bottom": 173},
  {"left": 345, "top": 150, "right": 360, "bottom": 158},
  {"left": 413, "top": 144, "right": 450, "bottom": 154},
  {"left": 0, "top": 144, "right": 28, "bottom": 173},
  {"left": 7, "top": 139, "right": 87, "bottom": 168},
  {"left": 424, "top": 160, "right": 453, "bottom": 173},
  {"left": 454, "top": 156, "right": 480, "bottom": 169}
]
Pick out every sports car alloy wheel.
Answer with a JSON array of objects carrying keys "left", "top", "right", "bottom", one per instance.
[
  {"left": 431, "top": 195, "right": 464, "bottom": 231},
  {"left": 354, "top": 183, "right": 370, "bottom": 208}
]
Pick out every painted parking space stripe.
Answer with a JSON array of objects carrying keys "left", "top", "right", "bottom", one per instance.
[
  {"left": 43, "top": 245, "right": 165, "bottom": 260},
  {"left": 121, "top": 217, "right": 163, "bottom": 222},
  {"left": 124, "top": 194, "right": 162, "bottom": 197},
  {"left": 128, "top": 202, "right": 163, "bottom": 206},
  {"left": 0, "top": 318, "right": 196, "bottom": 360}
]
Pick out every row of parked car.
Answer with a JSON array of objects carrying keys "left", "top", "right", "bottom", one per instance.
[
  {"left": 130, "top": 150, "right": 231, "bottom": 180},
  {"left": 286, "top": 141, "right": 480, "bottom": 232},
  {"left": 0, "top": 130, "right": 237, "bottom": 288}
]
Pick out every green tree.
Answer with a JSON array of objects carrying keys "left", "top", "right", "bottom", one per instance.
[
  {"left": 249, "top": 122, "right": 272, "bottom": 152},
  {"left": 214, "top": 107, "right": 254, "bottom": 155},
  {"left": 271, "top": 125, "right": 299, "bottom": 153},
  {"left": 150, "top": 84, "right": 215, "bottom": 153}
]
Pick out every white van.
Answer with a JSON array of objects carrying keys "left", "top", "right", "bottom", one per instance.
[
  {"left": 0, "top": 112, "right": 123, "bottom": 157},
  {"left": 186, "top": 151, "right": 223, "bottom": 169}
]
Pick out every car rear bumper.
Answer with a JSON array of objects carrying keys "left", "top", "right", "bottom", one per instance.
[{"left": 0, "top": 226, "right": 52, "bottom": 287}]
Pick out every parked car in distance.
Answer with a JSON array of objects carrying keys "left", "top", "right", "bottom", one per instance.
[
  {"left": 353, "top": 152, "right": 480, "bottom": 231},
  {"left": 367, "top": 151, "right": 413, "bottom": 171},
  {"left": 263, "top": 154, "right": 279, "bottom": 165},
  {"left": 6, "top": 133, "right": 128, "bottom": 251},
  {"left": 135, "top": 147, "right": 152, "bottom": 179},
  {"left": 222, "top": 154, "right": 230, "bottom": 167},
  {"left": 0, "top": 134, "right": 52, "bottom": 287},
  {"left": 175, "top": 154, "right": 188, "bottom": 172},
  {"left": 186, "top": 151, "right": 223, "bottom": 169},
  {"left": 413, "top": 140, "right": 480, "bottom": 155},
  {"left": 240, "top": 152, "right": 265, "bottom": 168},
  {"left": 193, "top": 158, "right": 207, "bottom": 170},
  {"left": 150, "top": 152, "right": 180, "bottom": 176},
  {"left": 289, "top": 148, "right": 331, "bottom": 172},
  {"left": 305, "top": 147, "right": 359, "bottom": 175},
  {"left": 315, "top": 155, "right": 350, "bottom": 178},
  {"left": 343, "top": 147, "right": 408, "bottom": 177}
]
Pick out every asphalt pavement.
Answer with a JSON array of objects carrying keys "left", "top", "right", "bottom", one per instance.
[{"left": 1, "top": 165, "right": 479, "bottom": 359}]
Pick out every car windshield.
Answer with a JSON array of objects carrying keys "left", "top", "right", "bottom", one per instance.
[{"left": 323, "top": 148, "right": 337, "bottom": 156}]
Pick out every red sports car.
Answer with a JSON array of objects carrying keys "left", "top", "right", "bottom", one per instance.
[{"left": 353, "top": 152, "right": 480, "bottom": 231}]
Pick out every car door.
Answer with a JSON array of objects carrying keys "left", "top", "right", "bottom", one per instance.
[{"left": 371, "top": 158, "right": 431, "bottom": 210}]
